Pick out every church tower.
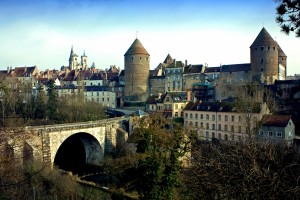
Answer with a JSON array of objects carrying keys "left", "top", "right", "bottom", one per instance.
[
  {"left": 124, "top": 38, "right": 150, "bottom": 102},
  {"left": 81, "top": 50, "right": 88, "bottom": 70},
  {"left": 69, "top": 46, "right": 79, "bottom": 70},
  {"left": 250, "top": 28, "right": 287, "bottom": 84}
]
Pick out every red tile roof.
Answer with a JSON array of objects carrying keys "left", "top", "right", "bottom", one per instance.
[{"left": 261, "top": 115, "right": 292, "bottom": 127}]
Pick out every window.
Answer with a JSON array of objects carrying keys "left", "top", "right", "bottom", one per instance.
[
  {"left": 185, "top": 113, "right": 188, "bottom": 118},
  {"left": 289, "top": 121, "right": 291, "bottom": 126},
  {"left": 212, "top": 115, "right": 215, "bottom": 121},
  {"left": 238, "top": 135, "right": 242, "bottom": 141},
  {"left": 225, "top": 134, "right": 228, "bottom": 141},
  {"left": 231, "top": 125, "right": 234, "bottom": 132},
  {"left": 200, "top": 122, "right": 203, "bottom": 128},
  {"left": 218, "top": 133, "right": 222, "bottom": 140},
  {"left": 206, "top": 132, "right": 209, "bottom": 140},
  {"left": 231, "top": 116, "right": 235, "bottom": 122},
  {"left": 225, "top": 115, "right": 228, "bottom": 121},
  {"left": 175, "top": 112, "right": 178, "bottom": 117},
  {"left": 231, "top": 135, "right": 234, "bottom": 141},
  {"left": 195, "top": 122, "right": 198, "bottom": 127},
  {"left": 206, "top": 123, "right": 209, "bottom": 129},
  {"left": 238, "top": 126, "right": 241, "bottom": 133},
  {"left": 195, "top": 114, "right": 198, "bottom": 119},
  {"left": 238, "top": 116, "right": 242, "bottom": 122},
  {"left": 218, "top": 124, "right": 221, "bottom": 131},
  {"left": 259, "top": 130, "right": 264, "bottom": 136},
  {"left": 261, "top": 47, "right": 264, "bottom": 50},
  {"left": 218, "top": 115, "right": 221, "bottom": 121},
  {"left": 225, "top": 125, "right": 228, "bottom": 131},
  {"left": 212, "top": 124, "right": 215, "bottom": 130},
  {"left": 107, "top": 98, "right": 109, "bottom": 101},
  {"left": 206, "top": 114, "right": 209, "bottom": 120},
  {"left": 268, "top": 131, "right": 273, "bottom": 137},
  {"left": 201, "top": 114, "right": 203, "bottom": 119},
  {"left": 212, "top": 132, "right": 215, "bottom": 138},
  {"left": 277, "top": 132, "right": 282, "bottom": 137},
  {"left": 190, "top": 113, "right": 193, "bottom": 119}
]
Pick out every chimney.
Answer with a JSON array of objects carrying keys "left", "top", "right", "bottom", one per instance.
[
  {"left": 187, "top": 90, "right": 191, "bottom": 101},
  {"left": 185, "top": 60, "right": 187, "bottom": 66},
  {"left": 7, "top": 66, "right": 10, "bottom": 74}
]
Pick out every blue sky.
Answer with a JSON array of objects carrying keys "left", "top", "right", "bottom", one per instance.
[{"left": 0, "top": 0, "right": 299, "bottom": 75}]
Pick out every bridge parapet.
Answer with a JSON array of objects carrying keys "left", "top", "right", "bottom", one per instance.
[{"left": 24, "top": 116, "right": 128, "bottom": 133}]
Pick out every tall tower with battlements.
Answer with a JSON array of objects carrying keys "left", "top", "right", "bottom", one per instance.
[{"left": 124, "top": 38, "right": 150, "bottom": 103}]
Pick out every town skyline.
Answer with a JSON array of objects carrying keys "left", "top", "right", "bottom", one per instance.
[{"left": 0, "top": 0, "right": 300, "bottom": 75}]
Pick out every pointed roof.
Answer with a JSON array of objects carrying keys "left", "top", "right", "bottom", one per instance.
[
  {"left": 163, "top": 53, "right": 173, "bottom": 64},
  {"left": 70, "top": 46, "right": 74, "bottom": 57},
  {"left": 124, "top": 39, "right": 149, "bottom": 56},
  {"left": 251, "top": 27, "right": 277, "bottom": 47}
]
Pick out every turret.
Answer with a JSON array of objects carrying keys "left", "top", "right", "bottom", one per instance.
[
  {"left": 250, "top": 28, "right": 287, "bottom": 84},
  {"left": 124, "top": 38, "right": 150, "bottom": 102}
]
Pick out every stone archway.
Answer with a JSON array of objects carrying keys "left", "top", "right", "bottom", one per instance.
[{"left": 53, "top": 132, "right": 103, "bottom": 173}]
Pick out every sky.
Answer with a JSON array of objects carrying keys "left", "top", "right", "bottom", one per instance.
[{"left": 0, "top": 0, "right": 299, "bottom": 75}]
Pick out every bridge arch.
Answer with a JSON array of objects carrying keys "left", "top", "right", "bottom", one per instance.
[{"left": 53, "top": 132, "right": 103, "bottom": 173}]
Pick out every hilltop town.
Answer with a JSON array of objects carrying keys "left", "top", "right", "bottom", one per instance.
[{"left": 0, "top": 27, "right": 299, "bottom": 143}]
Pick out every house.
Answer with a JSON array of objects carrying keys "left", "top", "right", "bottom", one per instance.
[
  {"left": 182, "top": 64, "right": 205, "bottom": 91},
  {"left": 84, "top": 86, "right": 116, "bottom": 108},
  {"left": 184, "top": 101, "right": 269, "bottom": 141},
  {"left": 146, "top": 91, "right": 193, "bottom": 118},
  {"left": 258, "top": 115, "right": 295, "bottom": 144}
]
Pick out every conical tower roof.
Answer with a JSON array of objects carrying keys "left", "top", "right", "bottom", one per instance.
[
  {"left": 124, "top": 38, "right": 149, "bottom": 56},
  {"left": 250, "top": 27, "right": 277, "bottom": 47}
]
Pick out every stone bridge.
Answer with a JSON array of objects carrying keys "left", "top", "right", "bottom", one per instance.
[{"left": 1, "top": 116, "right": 128, "bottom": 170}]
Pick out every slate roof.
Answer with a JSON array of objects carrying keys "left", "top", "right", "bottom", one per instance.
[
  {"left": 221, "top": 63, "right": 250, "bottom": 72},
  {"left": 261, "top": 115, "right": 292, "bottom": 127},
  {"left": 204, "top": 67, "right": 220, "bottom": 73},
  {"left": 119, "top": 70, "right": 125, "bottom": 76},
  {"left": 184, "top": 100, "right": 261, "bottom": 113},
  {"left": 164, "top": 92, "right": 189, "bottom": 102},
  {"left": 90, "top": 73, "right": 104, "bottom": 80},
  {"left": 131, "top": 109, "right": 148, "bottom": 117},
  {"left": 274, "top": 80, "right": 299, "bottom": 85},
  {"left": 163, "top": 54, "right": 173, "bottom": 64},
  {"left": 124, "top": 39, "right": 149, "bottom": 56},
  {"left": 184, "top": 64, "right": 204, "bottom": 74},
  {"left": 85, "top": 86, "right": 109, "bottom": 91},
  {"left": 250, "top": 27, "right": 277, "bottom": 47},
  {"left": 166, "top": 60, "right": 184, "bottom": 68}
]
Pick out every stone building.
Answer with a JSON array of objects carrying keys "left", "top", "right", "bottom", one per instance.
[
  {"left": 250, "top": 27, "right": 287, "bottom": 85},
  {"left": 184, "top": 101, "right": 269, "bottom": 141},
  {"left": 69, "top": 47, "right": 88, "bottom": 70},
  {"left": 124, "top": 38, "right": 150, "bottom": 103}
]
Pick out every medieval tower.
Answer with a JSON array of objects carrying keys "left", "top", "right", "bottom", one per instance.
[
  {"left": 69, "top": 46, "right": 78, "bottom": 70},
  {"left": 69, "top": 47, "right": 88, "bottom": 70},
  {"left": 81, "top": 51, "right": 88, "bottom": 70},
  {"left": 250, "top": 27, "right": 287, "bottom": 85},
  {"left": 124, "top": 38, "right": 150, "bottom": 102}
]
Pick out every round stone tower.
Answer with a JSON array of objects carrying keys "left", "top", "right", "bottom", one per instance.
[
  {"left": 124, "top": 38, "right": 150, "bottom": 102},
  {"left": 250, "top": 28, "right": 286, "bottom": 84}
]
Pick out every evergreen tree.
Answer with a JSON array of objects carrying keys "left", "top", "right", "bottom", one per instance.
[
  {"left": 46, "top": 80, "right": 59, "bottom": 121},
  {"left": 34, "top": 84, "right": 47, "bottom": 119},
  {"left": 275, "top": 0, "right": 300, "bottom": 37}
]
